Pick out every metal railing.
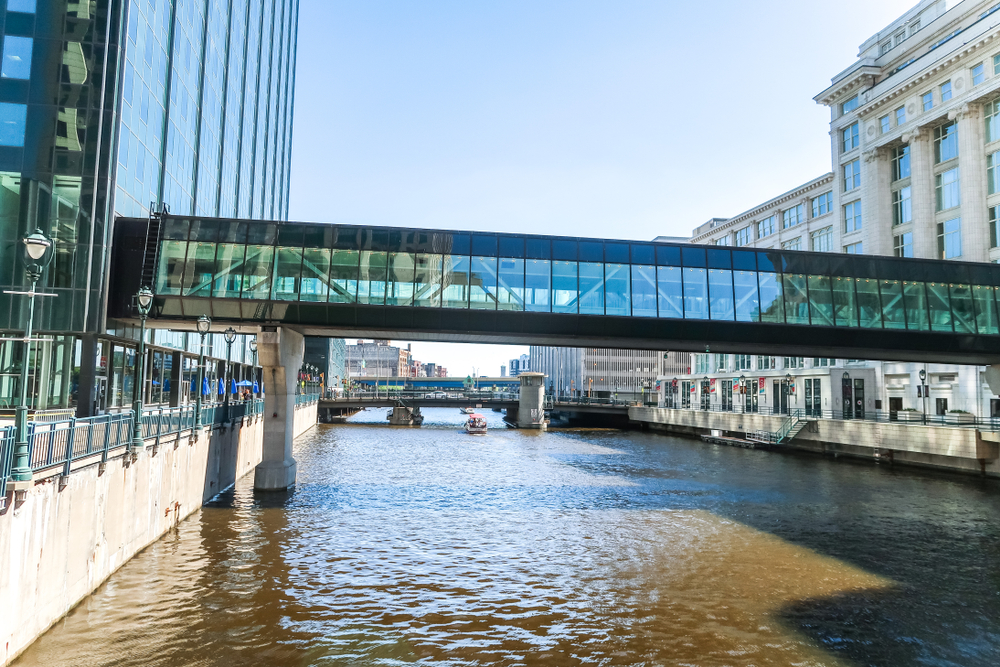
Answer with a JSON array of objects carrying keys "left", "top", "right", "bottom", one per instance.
[
  {"left": 1, "top": 426, "right": 14, "bottom": 498},
  {"left": 657, "top": 401, "right": 1000, "bottom": 430},
  {"left": 295, "top": 392, "right": 321, "bottom": 406},
  {"left": 28, "top": 413, "right": 134, "bottom": 473}
]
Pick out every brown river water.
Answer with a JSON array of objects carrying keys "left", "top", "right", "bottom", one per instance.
[{"left": 13, "top": 408, "right": 1000, "bottom": 666}]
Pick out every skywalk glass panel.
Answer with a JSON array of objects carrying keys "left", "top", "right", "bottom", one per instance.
[
  {"left": 855, "top": 279, "right": 882, "bottom": 328},
  {"left": 605, "top": 263, "right": 630, "bottom": 316},
  {"left": 656, "top": 266, "right": 683, "bottom": 319},
  {"left": 214, "top": 244, "right": 247, "bottom": 298},
  {"left": 525, "top": 260, "right": 551, "bottom": 312},
  {"left": 708, "top": 269, "right": 735, "bottom": 320},
  {"left": 442, "top": 255, "right": 470, "bottom": 309},
  {"left": 387, "top": 253, "right": 415, "bottom": 306},
  {"left": 497, "top": 257, "right": 525, "bottom": 311},
  {"left": 631, "top": 265, "right": 657, "bottom": 318},
  {"left": 832, "top": 276, "right": 857, "bottom": 327},
  {"left": 242, "top": 246, "right": 274, "bottom": 299},
  {"left": 733, "top": 270, "right": 759, "bottom": 322},
  {"left": 973, "top": 285, "right": 999, "bottom": 335},
  {"left": 950, "top": 284, "right": 976, "bottom": 334},
  {"left": 358, "top": 251, "right": 388, "bottom": 305},
  {"left": 926, "top": 282, "right": 953, "bottom": 332},
  {"left": 183, "top": 242, "right": 218, "bottom": 297},
  {"left": 552, "top": 261, "right": 579, "bottom": 314},
  {"left": 579, "top": 263, "right": 605, "bottom": 315},
  {"left": 683, "top": 268, "right": 708, "bottom": 320},
  {"left": 782, "top": 274, "right": 809, "bottom": 325},
  {"left": 328, "top": 250, "right": 359, "bottom": 303},
  {"left": 414, "top": 254, "right": 443, "bottom": 307},
  {"left": 272, "top": 247, "right": 304, "bottom": 301},
  {"left": 807, "top": 276, "right": 834, "bottom": 326},
  {"left": 903, "top": 281, "right": 929, "bottom": 330},
  {"left": 879, "top": 280, "right": 906, "bottom": 329},
  {"left": 157, "top": 241, "right": 188, "bottom": 295},
  {"left": 758, "top": 272, "right": 783, "bottom": 323},
  {"left": 300, "top": 248, "right": 333, "bottom": 302},
  {"left": 469, "top": 257, "right": 498, "bottom": 310}
]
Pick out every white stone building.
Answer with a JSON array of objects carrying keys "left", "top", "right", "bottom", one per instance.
[
  {"left": 668, "top": 0, "right": 1000, "bottom": 420},
  {"left": 530, "top": 347, "right": 689, "bottom": 401}
]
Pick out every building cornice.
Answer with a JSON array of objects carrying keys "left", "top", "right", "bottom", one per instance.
[
  {"left": 815, "top": 65, "right": 881, "bottom": 106},
  {"left": 690, "top": 174, "right": 834, "bottom": 241}
]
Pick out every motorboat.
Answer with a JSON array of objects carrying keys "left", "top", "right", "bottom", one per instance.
[
  {"left": 464, "top": 413, "right": 488, "bottom": 435},
  {"left": 460, "top": 407, "right": 476, "bottom": 414}
]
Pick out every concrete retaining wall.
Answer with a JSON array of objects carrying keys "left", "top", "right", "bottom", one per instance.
[
  {"left": 0, "top": 405, "right": 316, "bottom": 665},
  {"left": 630, "top": 407, "right": 1000, "bottom": 477}
]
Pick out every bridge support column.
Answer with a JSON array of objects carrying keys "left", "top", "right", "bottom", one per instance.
[
  {"left": 517, "top": 372, "right": 547, "bottom": 430},
  {"left": 254, "top": 327, "right": 304, "bottom": 491},
  {"left": 986, "top": 366, "right": 1000, "bottom": 397}
]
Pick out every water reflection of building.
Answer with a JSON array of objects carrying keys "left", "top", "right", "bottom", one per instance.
[{"left": 0, "top": 1, "right": 298, "bottom": 416}]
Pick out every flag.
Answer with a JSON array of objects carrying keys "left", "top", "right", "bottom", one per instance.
[{"left": 710, "top": 379, "right": 716, "bottom": 393}]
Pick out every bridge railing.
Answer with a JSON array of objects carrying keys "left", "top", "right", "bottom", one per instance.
[
  {"left": 296, "top": 393, "right": 320, "bottom": 407},
  {"left": 28, "top": 413, "right": 134, "bottom": 474},
  {"left": 1, "top": 426, "right": 14, "bottom": 499}
]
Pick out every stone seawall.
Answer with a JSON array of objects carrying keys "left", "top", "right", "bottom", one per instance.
[
  {"left": 629, "top": 407, "right": 1000, "bottom": 477},
  {"left": 0, "top": 406, "right": 316, "bottom": 665}
]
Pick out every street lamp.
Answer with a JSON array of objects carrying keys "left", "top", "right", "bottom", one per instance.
[
  {"left": 130, "top": 286, "right": 154, "bottom": 453},
  {"left": 249, "top": 337, "right": 258, "bottom": 396},
  {"left": 194, "top": 316, "right": 211, "bottom": 431},
  {"left": 223, "top": 327, "right": 237, "bottom": 420},
  {"left": 919, "top": 368, "right": 927, "bottom": 422},
  {"left": 9, "top": 229, "right": 54, "bottom": 482}
]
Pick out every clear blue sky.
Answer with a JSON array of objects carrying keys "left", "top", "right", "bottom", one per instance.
[{"left": 289, "top": 0, "right": 918, "bottom": 377}]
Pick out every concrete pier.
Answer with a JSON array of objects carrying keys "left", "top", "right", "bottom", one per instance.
[
  {"left": 516, "top": 372, "right": 547, "bottom": 430},
  {"left": 254, "top": 327, "right": 304, "bottom": 491},
  {"left": 388, "top": 406, "right": 423, "bottom": 425}
]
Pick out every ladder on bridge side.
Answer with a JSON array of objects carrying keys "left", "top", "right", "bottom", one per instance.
[{"left": 139, "top": 204, "right": 167, "bottom": 291}]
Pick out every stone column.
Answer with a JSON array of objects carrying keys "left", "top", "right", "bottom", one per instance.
[
  {"left": 904, "top": 127, "right": 936, "bottom": 259},
  {"left": 254, "top": 327, "right": 304, "bottom": 491},
  {"left": 951, "top": 103, "right": 989, "bottom": 262},
  {"left": 517, "top": 372, "right": 547, "bottom": 429},
  {"left": 863, "top": 147, "right": 893, "bottom": 256}
]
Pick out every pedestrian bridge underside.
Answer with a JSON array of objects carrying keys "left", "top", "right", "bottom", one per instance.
[{"left": 109, "top": 215, "right": 1000, "bottom": 365}]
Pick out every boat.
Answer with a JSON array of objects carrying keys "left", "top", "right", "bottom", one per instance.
[
  {"left": 460, "top": 407, "right": 476, "bottom": 414},
  {"left": 464, "top": 413, "right": 488, "bottom": 435}
]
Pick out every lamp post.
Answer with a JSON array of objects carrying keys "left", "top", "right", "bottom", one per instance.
[
  {"left": 9, "top": 229, "right": 54, "bottom": 482},
  {"left": 130, "top": 287, "right": 154, "bottom": 453},
  {"left": 919, "top": 368, "right": 927, "bottom": 422},
  {"left": 194, "top": 316, "right": 211, "bottom": 431},
  {"left": 223, "top": 327, "right": 236, "bottom": 421},
  {"left": 249, "top": 337, "right": 258, "bottom": 396}
]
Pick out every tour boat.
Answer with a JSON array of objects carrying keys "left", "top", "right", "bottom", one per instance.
[
  {"left": 464, "top": 414, "right": 488, "bottom": 435},
  {"left": 460, "top": 407, "right": 476, "bottom": 414}
]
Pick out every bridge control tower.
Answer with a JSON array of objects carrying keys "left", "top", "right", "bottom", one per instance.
[{"left": 516, "top": 373, "right": 548, "bottom": 430}]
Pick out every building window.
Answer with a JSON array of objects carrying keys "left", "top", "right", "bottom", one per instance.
[
  {"left": 910, "top": 19, "right": 921, "bottom": 35},
  {"left": 6, "top": 0, "right": 37, "bottom": 12},
  {"left": 892, "top": 186, "right": 911, "bottom": 226},
  {"left": 843, "top": 159, "right": 861, "bottom": 191},
  {"left": 757, "top": 215, "right": 776, "bottom": 238},
  {"left": 991, "top": 205, "right": 1000, "bottom": 248},
  {"left": 880, "top": 115, "right": 891, "bottom": 134},
  {"left": 844, "top": 200, "right": 862, "bottom": 233},
  {"left": 1, "top": 36, "right": 32, "bottom": 80},
  {"left": 694, "top": 354, "right": 711, "bottom": 375},
  {"left": 937, "top": 218, "right": 962, "bottom": 259},
  {"left": 841, "top": 95, "right": 859, "bottom": 115},
  {"left": 784, "top": 357, "right": 804, "bottom": 369},
  {"left": 934, "top": 122, "right": 958, "bottom": 163},
  {"left": 936, "top": 167, "right": 960, "bottom": 211},
  {"left": 895, "top": 106, "right": 906, "bottom": 126},
  {"left": 894, "top": 31, "right": 905, "bottom": 47},
  {"left": 757, "top": 356, "right": 775, "bottom": 370},
  {"left": 716, "top": 355, "right": 728, "bottom": 372},
  {"left": 812, "top": 192, "right": 832, "bottom": 218},
  {"left": 940, "top": 81, "right": 952, "bottom": 102},
  {"left": 735, "top": 355, "right": 752, "bottom": 371},
  {"left": 990, "top": 152, "right": 1000, "bottom": 194},
  {"left": 811, "top": 226, "right": 833, "bottom": 252},
  {"left": 922, "top": 91, "right": 933, "bottom": 112},
  {"left": 734, "top": 226, "right": 752, "bottom": 247},
  {"left": 0, "top": 102, "right": 27, "bottom": 146},
  {"left": 844, "top": 242, "right": 863, "bottom": 254},
  {"left": 987, "top": 98, "right": 1000, "bottom": 143},
  {"left": 782, "top": 237, "right": 802, "bottom": 251},
  {"left": 894, "top": 232, "right": 913, "bottom": 257},
  {"left": 813, "top": 358, "right": 835, "bottom": 367},
  {"left": 892, "top": 145, "right": 910, "bottom": 181},
  {"left": 842, "top": 122, "right": 859, "bottom": 152},
  {"left": 881, "top": 41, "right": 892, "bottom": 55},
  {"left": 973, "top": 62, "right": 986, "bottom": 86},
  {"left": 782, "top": 204, "right": 803, "bottom": 229},
  {"left": 995, "top": 53, "right": 1000, "bottom": 75},
  {"left": 714, "top": 236, "right": 731, "bottom": 246}
]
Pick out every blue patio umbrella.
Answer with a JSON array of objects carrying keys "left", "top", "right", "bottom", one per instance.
[
  {"left": 236, "top": 380, "right": 253, "bottom": 387},
  {"left": 202, "top": 376, "right": 210, "bottom": 395},
  {"left": 252, "top": 381, "right": 260, "bottom": 393},
  {"left": 231, "top": 378, "right": 238, "bottom": 394},
  {"left": 218, "top": 378, "right": 225, "bottom": 396}
]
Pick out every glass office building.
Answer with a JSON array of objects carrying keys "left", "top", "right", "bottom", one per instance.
[{"left": 0, "top": 0, "right": 298, "bottom": 413}]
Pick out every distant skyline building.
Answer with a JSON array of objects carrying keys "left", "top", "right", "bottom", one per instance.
[
  {"left": 509, "top": 354, "right": 530, "bottom": 377},
  {"left": 530, "top": 347, "right": 688, "bottom": 400},
  {"left": 0, "top": 0, "right": 299, "bottom": 414}
]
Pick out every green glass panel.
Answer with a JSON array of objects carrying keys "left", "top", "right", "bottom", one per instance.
[
  {"left": 734, "top": 270, "right": 759, "bottom": 322},
  {"left": 414, "top": 253, "right": 442, "bottom": 307},
  {"left": 300, "top": 247, "right": 332, "bottom": 302},
  {"left": 580, "top": 262, "right": 604, "bottom": 315},
  {"left": 606, "top": 263, "right": 630, "bottom": 316},
  {"left": 271, "top": 247, "right": 303, "bottom": 301},
  {"left": 758, "top": 272, "right": 784, "bottom": 324},
  {"left": 525, "top": 259, "right": 551, "bottom": 312},
  {"left": 855, "top": 279, "right": 882, "bottom": 328},
  {"left": 470, "top": 257, "right": 498, "bottom": 310},
  {"left": 358, "top": 251, "right": 387, "bottom": 305},
  {"left": 657, "top": 266, "right": 682, "bottom": 318},
  {"left": 949, "top": 284, "right": 975, "bottom": 334},
  {"left": 975, "top": 285, "right": 1000, "bottom": 334},
  {"left": 386, "top": 252, "right": 414, "bottom": 306},
  {"left": 831, "top": 276, "right": 857, "bottom": 327},
  {"left": 926, "top": 282, "right": 953, "bottom": 332},
  {"left": 879, "top": 280, "right": 905, "bottom": 330},
  {"left": 182, "top": 242, "right": 217, "bottom": 297},
  {"left": 156, "top": 240, "right": 188, "bottom": 296},
  {"left": 807, "top": 275, "right": 833, "bottom": 326},
  {"left": 552, "top": 261, "right": 578, "bottom": 314},
  {"left": 497, "top": 257, "right": 524, "bottom": 311},
  {"left": 903, "top": 281, "right": 929, "bottom": 330},
  {"left": 782, "top": 274, "right": 809, "bottom": 325},
  {"left": 242, "top": 246, "right": 273, "bottom": 299},
  {"left": 442, "top": 255, "right": 470, "bottom": 309},
  {"left": 683, "top": 268, "right": 708, "bottom": 319},
  {"left": 213, "top": 243, "right": 246, "bottom": 298},
  {"left": 632, "top": 265, "right": 657, "bottom": 317},
  {"left": 709, "top": 269, "right": 735, "bottom": 320},
  {"left": 328, "top": 249, "right": 358, "bottom": 303}
]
